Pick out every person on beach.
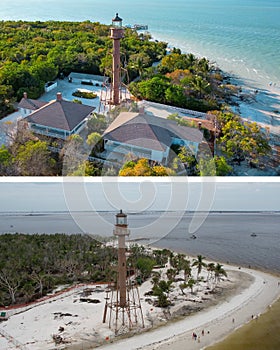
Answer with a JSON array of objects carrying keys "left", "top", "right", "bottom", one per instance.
[{"left": 202, "top": 329, "right": 205, "bottom": 336}]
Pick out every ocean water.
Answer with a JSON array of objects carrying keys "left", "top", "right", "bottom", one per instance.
[
  {"left": 1, "top": 211, "right": 280, "bottom": 273},
  {"left": 207, "top": 298, "right": 280, "bottom": 350},
  {"left": 1, "top": 0, "right": 279, "bottom": 91}
]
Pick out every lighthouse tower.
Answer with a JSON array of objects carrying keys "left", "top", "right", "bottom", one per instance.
[
  {"left": 103, "top": 210, "right": 144, "bottom": 335},
  {"left": 114, "top": 209, "right": 129, "bottom": 307},
  {"left": 110, "top": 13, "right": 124, "bottom": 105}
]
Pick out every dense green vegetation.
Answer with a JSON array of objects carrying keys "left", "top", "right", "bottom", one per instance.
[
  {"left": 217, "top": 113, "right": 271, "bottom": 167},
  {"left": 168, "top": 110, "right": 271, "bottom": 175},
  {"left": 0, "top": 20, "right": 167, "bottom": 117},
  {"left": 0, "top": 126, "right": 58, "bottom": 175},
  {"left": 129, "top": 50, "right": 232, "bottom": 112}
]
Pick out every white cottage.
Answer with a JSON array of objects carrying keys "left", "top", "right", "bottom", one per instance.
[
  {"left": 24, "top": 93, "right": 95, "bottom": 140},
  {"left": 102, "top": 112, "right": 203, "bottom": 165}
]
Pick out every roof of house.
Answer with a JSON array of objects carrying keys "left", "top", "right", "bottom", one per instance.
[
  {"left": 18, "top": 97, "right": 47, "bottom": 111},
  {"left": 25, "top": 95, "right": 95, "bottom": 132},
  {"left": 103, "top": 112, "right": 203, "bottom": 152}
]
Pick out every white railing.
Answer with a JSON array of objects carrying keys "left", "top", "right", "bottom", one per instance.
[
  {"left": 142, "top": 100, "right": 212, "bottom": 119},
  {"left": 31, "top": 127, "right": 68, "bottom": 140}
]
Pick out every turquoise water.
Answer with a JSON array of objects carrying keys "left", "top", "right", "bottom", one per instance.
[{"left": 1, "top": 0, "right": 280, "bottom": 90}]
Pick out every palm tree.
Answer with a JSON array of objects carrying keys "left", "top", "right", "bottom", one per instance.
[
  {"left": 187, "top": 278, "right": 196, "bottom": 294},
  {"left": 153, "top": 249, "right": 169, "bottom": 267},
  {"left": 197, "top": 57, "right": 210, "bottom": 73},
  {"left": 182, "top": 259, "right": 192, "bottom": 281},
  {"left": 192, "top": 255, "right": 207, "bottom": 279},
  {"left": 170, "top": 253, "right": 185, "bottom": 274},
  {"left": 153, "top": 280, "right": 173, "bottom": 307},
  {"left": 179, "top": 282, "right": 187, "bottom": 295},
  {"left": 214, "top": 263, "right": 227, "bottom": 284},
  {"left": 191, "top": 75, "right": 210, "bottom": 98},
  {"left": 151, "top": 271, "right": 160, "bottom": 289},
  {"left": 166, "top": 268, "right": 176, "bottom": 282},
  {"left": 186, "top": 53, "right": 196, "bottom": 70},
  {"left": 206, "top": 262, "right": 215, "bottom": 283}
]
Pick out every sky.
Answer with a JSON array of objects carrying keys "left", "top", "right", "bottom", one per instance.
[{"left": 0, "top": 178, "right": 279, "bottom": 213}]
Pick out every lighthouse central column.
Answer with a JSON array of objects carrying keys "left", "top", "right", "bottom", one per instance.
[
  {"left": 112, "top": 37, "right": 121, "bottom": 105},
  {"left": 118, "top": 234, "right": 127, "bottom": 308},
  {"left": 114, "top": 209, "right": 130, "bottom": 310}
]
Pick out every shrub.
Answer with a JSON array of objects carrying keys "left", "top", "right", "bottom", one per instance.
[{"left": 72, "top": 90, "right": 97, "bottom": 99}]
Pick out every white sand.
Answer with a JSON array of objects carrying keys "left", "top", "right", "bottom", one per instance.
[
  {"left": 0, "top": 263, "right": 279, "bottom": 350},
  {"left": 231, "top": 83, "right": 280, "bottom": 130},
  {"left": 98, "top": 266, "right": 280, "bottom": 350}
]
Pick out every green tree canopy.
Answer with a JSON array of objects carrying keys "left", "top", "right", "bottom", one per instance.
[
  {"left": 219, "top": 119, "right": 271, "bottom": 166},
  {"left": 14, "top": 140, "right": 56, "bottom": 175},
  {"left": 0, "top": 20, "right": 167, "bottom": 117}
]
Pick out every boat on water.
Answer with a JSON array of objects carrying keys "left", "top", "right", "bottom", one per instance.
[
  {"left": 250, "top": 232, "right": 257, "bottom": 237},
  {"left": 190, "top": 234, "right": 197, "bottom": 239}
]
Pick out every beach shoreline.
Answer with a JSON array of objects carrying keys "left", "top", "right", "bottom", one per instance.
[
  {"left": 161, "top": 34, "right": 280, "bottom": 136},
  {"left": 97, "top": 265, "right": 280, "bottom": 350}
]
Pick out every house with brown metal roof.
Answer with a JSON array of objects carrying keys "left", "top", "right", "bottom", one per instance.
[
  {"left": 18, "top": 92, "right": 48, "bottom": 117},
  {"left": 102, "top": 111, "right": 203, "bottom": 165},
  {"left": 24, "top": 92, "right": 95, "bottom": 140}
]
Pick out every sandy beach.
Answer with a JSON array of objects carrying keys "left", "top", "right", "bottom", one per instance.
[
  {"left": 0, "top": 259, "right": 279, "bottom": 350},
  {"left": 98, "top": 266, "right": 280, "bottom": 350},
  {"left": 231, "top": 82, "right": 280, "bottom": 132}
]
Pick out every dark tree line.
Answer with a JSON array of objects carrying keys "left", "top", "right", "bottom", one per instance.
[
  {"left": 0, "top": 233, "right": 118, "bottom": 306},
  {"left": 0, "top": 234, "right": 166, "bottom": 307}
]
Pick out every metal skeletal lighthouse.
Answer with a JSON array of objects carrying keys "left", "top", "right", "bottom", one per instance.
[
  {"left": 103, "top": 210, "right": 144, "bottom": 335},
  {"left": 110, "top": 13, "right": 124, "bottom": 105}
]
